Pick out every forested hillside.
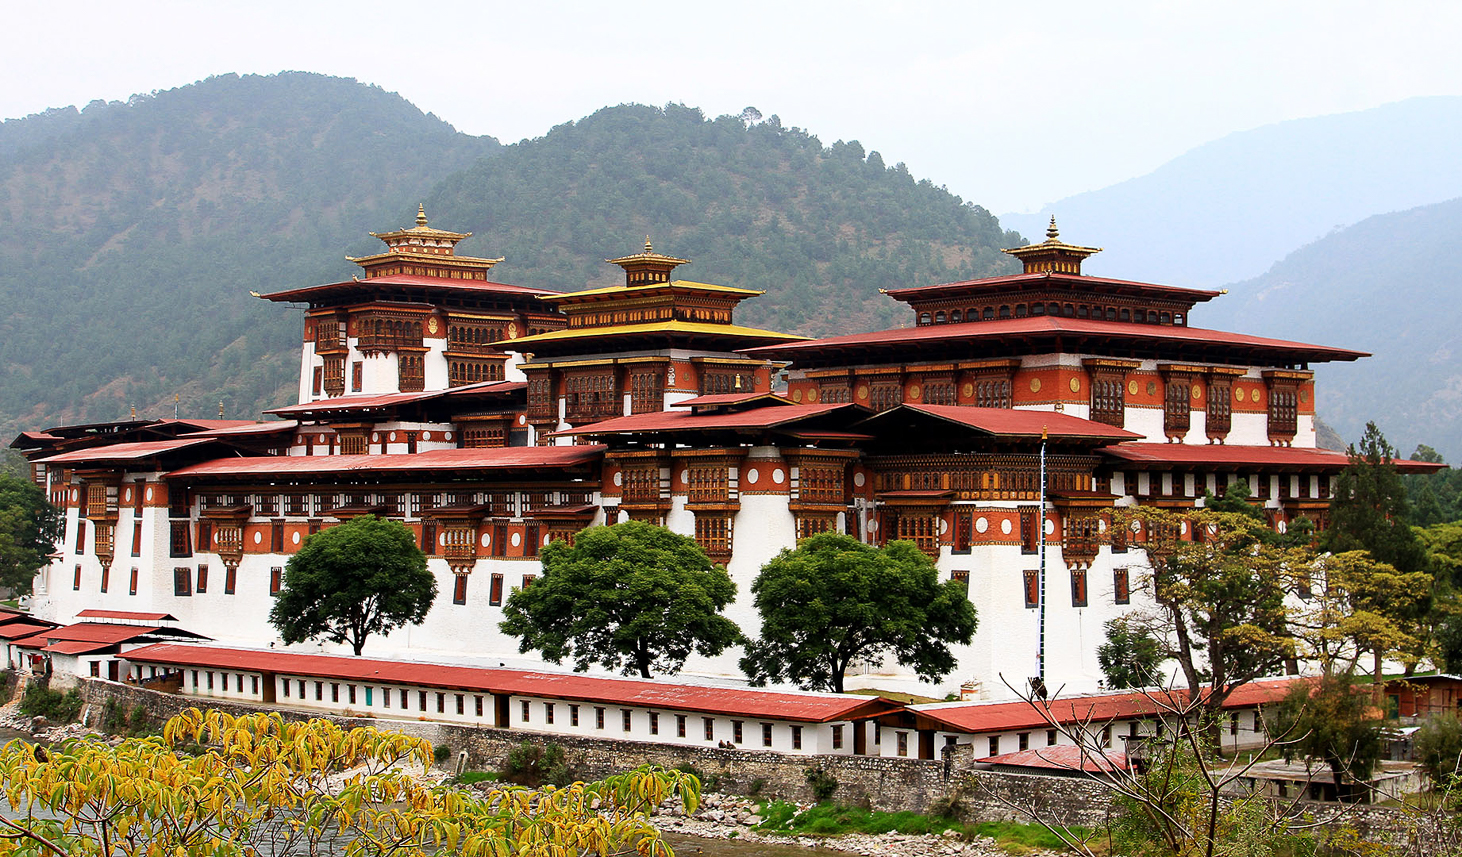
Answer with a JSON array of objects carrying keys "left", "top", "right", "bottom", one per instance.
[
  {"left": 1216, "top": 196, "right": 1462, "bottom": 462},
  {"left": 427, "top": 104, "right": 1019, "bottom": 337},
  {"left": 0, "top": 87, "right": 1021, "bottom": 435},
  {"left": 0, "top": 72, "right": 499, "bottom": 436}
]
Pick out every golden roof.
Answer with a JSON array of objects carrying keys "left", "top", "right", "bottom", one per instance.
[
  {"left": 369, "top": 204, "right": 472, "bottom": 243},
  {"left": 606, "top": 237, "right": 691, "bottom": 267},
  {"left": 1002, "top": 216, "right": 1102, "bottom": 261},
  {"left": 547, "top": 279, "right": 764, "bottom": 303},
  {"left": 505, "top": 320, "right": 805, "bottom": 348}
]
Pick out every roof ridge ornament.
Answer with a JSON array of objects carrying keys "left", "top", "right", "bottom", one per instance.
[
  {"left": 416, "top": 204, "right": 428, "bottom": 227},
  {"left": 1046, "top": 216, "right": 1060, "bottom": 242}
]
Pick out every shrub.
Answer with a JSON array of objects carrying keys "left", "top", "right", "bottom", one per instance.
[
  {"left": 1416, "top": 713, "right": 1462, "bottom": 788},
  {"left": 19, "top": 682, "right": 83, "bottom": 723},
  {"left": 500, "top": 741, "right": 574, "bottom": 787},
  {"left": 804, "top": 765, "right": 838, "bottom": 801},
  {"left": 433, "top": 743, "right": 451, "bottom": 765},
  {"left": 747, "top": 777, "right": 768, "bottom": 797}
]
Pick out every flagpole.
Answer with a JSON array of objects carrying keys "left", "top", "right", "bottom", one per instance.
[{"left": 1037, "top": 426, "right": 1048, "bottom": 684}]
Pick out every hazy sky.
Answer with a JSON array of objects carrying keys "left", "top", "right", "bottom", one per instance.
[{"left": 7, "top": 1, "right": 1461, "bottom": 214}]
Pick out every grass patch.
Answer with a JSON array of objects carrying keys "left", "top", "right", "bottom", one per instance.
[
  {"left": 453, "top": 771, "right": 498, "bottom": 785},
  {"left": 756, "top": 801, "right": 1090, "bottom": 851}
]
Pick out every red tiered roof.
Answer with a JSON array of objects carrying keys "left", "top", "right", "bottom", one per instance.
[
  {"left": 1103, "top": 443, "right": 1447, "bottom": 473},
  {"left": 166, "top": 445, "right": 606, "bottom": 479},
  {"left": 259, "top": 274, "right": 559, "bottom": 303},
  {"left": 870, "top": 404, "right": 1141, "bottom": 442}
]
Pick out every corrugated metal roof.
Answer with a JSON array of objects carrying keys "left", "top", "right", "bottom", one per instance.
[
  {"left": 979, "top": 745, "right": 1130, "bottom": 774},
  {"left": 76, "top": 609, "right": 179, "bottom": 622},
  {"left": 912, "top": 678, "right": 1301, "bottom": 734},
  {"left": 881, "top": 404, "right": 1142, "bottom": 441},
  {"left": 36, "top": 438, "right": 219, "bottom": 465},
  {"left": 184, "top": 421, "right": 299, "bottom": 437},
  {"left": 125, "top": 644, "right": 901, "bottom": 723},
  {"left": 674, "top": 393, "right": 792, "bottom": 408},
  {"left": 166, "top": 445, "right": 606, "bottom": 478},
  {"left": 1099, "top": 443, "right": 1448, "bottom": 471},
  {"left": 742, "top": 317, "right": 1367, "bottom": 362},
  {"left": 0, "top": 622, "right": 56, "bottom": 641}
]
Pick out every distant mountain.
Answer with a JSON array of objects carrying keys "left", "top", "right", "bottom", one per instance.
[
  {"left": 426, "top": 103, "right": 1019, "bottom": 337},
  {"left": 1214, "top": 196, "right": 1462, "bottom": 462},
  {"left": 0, "top": 72, "right": 500, "bottom": 436},
  {"left": 1002, "top": 97, "right": 1462, "bottom": 289}
]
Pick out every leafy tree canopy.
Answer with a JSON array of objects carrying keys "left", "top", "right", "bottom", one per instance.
[
  {"left": 269, "top": 514, "right": 435, "bottom": 655},
  {"left": 1265, "top": 675, "right": 1385, "bottom": 802},
  {"left": 1097, "top": 616, "right": 1166, "bottom": 690},
  {"left": 1324, "top": 422, "right": 1427, "bottom": 573},
  {"left": 0, "top": 707, "right": 697, "bottom": 857},
  {"left": 740, "top": 532, "right": 976, "bottom": 693},
  {"left": 0, "top": 471, "right": 62, "bottom": 595},
  {"left": 499, "top": 521, "right": 740, "bottom": 678}
]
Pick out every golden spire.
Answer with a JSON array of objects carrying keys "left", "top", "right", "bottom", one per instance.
[
  {"left": 1046, "top": 216, "right": 1059, "bottom": 242},
  {"left": 130, "top": 404, "right": 136, "bottom": 419},
  {"left": 219, "top": 401, "right": 225, "bottom": 419},
  {"left": 416, "top": 204, "right": 428, "bottom": 227},
  {"left": 645, "top": 235, "right": 653, "bottom": 253}
]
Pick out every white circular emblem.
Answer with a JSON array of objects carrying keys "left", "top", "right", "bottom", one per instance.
[
  {"left": 439, "top": 532, "right": 447, "bottom": 546},
  {"left": 868, "top": 517, "right": 878, "bottom": 533},
  {"left": 746, "top": 468, "right": 760, "bottom": 485},
  {"left": 481, "top": 533, "right": 491, "bottom": 548},
  {"left": 511, "top": 532, "right": 521, "bottom": 547},
  {"left": 1277, "top": 520, "right": 1288, "bottom": 534},
  {"left": 1131, "top": 520, "right": 1142, "bottom": 534},
  {"left": 422, "top": 431, "right": 432, "bottom": 441},
  {"left": 613, "top": 472, "right": 623, "bottom": 487},
  {"left": 853, "top": 472, "right": 866, "bottom": 488},
  {"left": 1045, "top": 519, "right": 1055, "bottom": 536},
  {"left": 939, "top": 518, "right": 949, "bottom": 535},
  {"left": 518, "top": 414, "right": 527, "bottom": 426},
  {"left": 1098, "top": 518, "right": 1107, "bottom": 533},
  {"left": 389, "top": 432, "right": 397, "bottom": 442},
  {"left": 975, "top": 516, "right": 989, "bottom": 534},
  {"left": 253, "top": 531, "right": 263, "bottom": 545},
  {"left": 444, "top": 432, "right": 453, "bottom": 441},
  {"left": 1000, "top": 519, "right": 1013, "bottom": 535},
  {"left": 292, "top": 532, "right": 301, "bottom": 545},
  {"left": 145, "top": 486, "right": 154, "bottom": 501},
  {"left": 123, "top": 488, "right": 131, "bottom": 503},
  {"left": 544, "top": 533, "right": 552, "bottom": 546},
  {"left": 1180, "top": 521, "right": 1189, "bottom": 535},
  {"left": 680, "top": 469, "right": 690, "bottom": 485},
  {"left": 371, "top": 433, "right": 380, "bottom": 443},
  {"left": 773, "top": 468, "right": 785, "bottom": 483}
]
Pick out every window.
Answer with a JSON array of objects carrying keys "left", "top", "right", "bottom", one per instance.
[
  {"left": 456, "top": 695, "right": 464, "bottom": 715},
  {"left": 875, "top": 722, "right": 882, "bottom": 745},
  {"left": 489, "top": 573, "right": 504, "bottom": 606},
  {"left": 762, "top": 723, "right": 773, "bottom": 747},
  {"left": 271, "top": 522, "right": 285, "bottom": 553},
  {"left": 988, "top": 736, "right": 999, "bottom": 757},
  {"left": 521, "top": 700, "right": 530, "bottom": 722},
  {"left": 521, "top": 574, "right": 536, "bottom": 589},
  {"left": 704, "top": 718, "right": 715, "bottom": 741},
  {"left": 791, "top": 725, "right": 802, "bottom": 750},
  {"left": 99, "top": 566, "right": 109, "bottom": 593},
  {"left": 1070, "top": 569, "right": 1088, "bottom": 607},
  {"left": 349, "top": 685, "right": 357, "bottom": 704},
  {"left": 91, "top": 661, "right": 100, "bottom": 678},
  {"left": 73, "top": 564, "right": 81, "bottom": 590},
  {"left": 733, "top": 720, "right": 744, "bottom": 744},
  {"left": 623, "top": 709, "right": 633, "bottom": 733},
  {"left": 173, "top": 566, "right": 192, "bottom": 597},
  {"left": 208, "top": 672, "right": 215, "bottom": 691},
  {"left": 1101, "top": 726, "right": 1112, "bottom": 747},
  {"left": 1089, "top": 375, "right": 1126, "bottom": 427},
  {"left": 1114, "top": 567, "right": 1130, "bottom": 605},
  {"left": 382, "top": 687, "right": 390, "bottom": 708},
  {"left": 569, "top": 705, "right": 580, "bottom": 726},
  {"left": 1164, "top": 378, "right": 1191, "bottom": 434},
  {"left": 270, "top": 567, "right": 282, "bottom": 595},
  {"left": 452, "top": 574, "right": 468, "bottom": 605},
  {"left": 128, "top": 567, "right": 138, "bottom": 596},
  {"left": 76, "top": 519, "right": 87, "bottom": 554},
  {"left": 830, "top": 725, "right": 842, "bottom": 750},
  {"left": 196, "top": 564, "right": 208, "bottom": 594},
  {"left": 224, "top": 565, "right": 237, "bottom": 595},
  {"left": 1018, "top": 732, "right": 1030, "bottom": 751},
  {"left": 315, "top": 681, "right": 323, "bottom": 701},
  {"left": 897, "top": 732, "right": 908, "bottom": 757},
  {"left": 131, "top": 520, "right": 143, "bottom": 557},
  {"left": 1047, "top": 729, "right": 1058, "bottom": 746},
  {"left": 436, "top": 692, "right": 444, "bottom": 713},
  {"left": 476, "top": 696, "right": 485, "bottom": 718},
  {"left": 1019, "top": 507, "right": 1039, "bottom": 554},
  {"left": 1207, "top": 380, "right": 1233, "bottom": 437},
  {"left": 676, "top": 714, "right": 686, "bottom": 737},
  {"left": 1023, "top": 570, "right": 1039, "bottom": 608},
  {"left": 169, "top": 522, "right": 190, "bottom": 557}
]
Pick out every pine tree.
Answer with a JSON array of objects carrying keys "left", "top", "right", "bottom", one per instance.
[{"left": 1322, "top": 422, "right": 1427, "bottom": 574}]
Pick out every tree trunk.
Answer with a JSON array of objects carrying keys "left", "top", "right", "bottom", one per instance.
[
  {"left": 636, "top": 643, "right": 651, "bottom": 679},
  {"left": 1372, "top": 649, "right": 1385, "bottom": 711},
  {"left": 352, "top": 636, "right": 365, "bottom": 656}
]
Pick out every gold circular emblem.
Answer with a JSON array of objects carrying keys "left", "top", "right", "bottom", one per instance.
[
  {"left": 507, "top": 321, "right": 519, "bottom": 339},
  {"left": 1029, "top": 377, "right": 1042, "bottom": 393},
  {"left": 1146, "top": 381, "right": 1157, "bottom": 396},
  {"left": 1068, "top": 377, "right": 1080, "bottom": 393},
  {"left": 1127, "top": 379, "right": 1139, "bottom": 396},
  {"left": 962, "top": 383, "right": 973, "bottom": 398},
  {"left": 907, "top": 384, "right": 921, "bottom": 400},
  {"left": 1234, "top": 387, "right": 1244, "bottom": 402},
  {"left": 856, "top": 384, "right": 869, "bottom": 401},
  {"left": 427, "top": 317, "right": 439, "bottom": 335},
  {"left": 1299, "top": 390, "right": 1308, "bottom": 403},
  {"left": 792, "top": 389, "right": 804, "bottom": 403},
  {"left": 1191, "top": 384, "right": 1202, "bottom": 400},
  {"left": 807, "top": 387, "right": 819, "bottom": 402}
]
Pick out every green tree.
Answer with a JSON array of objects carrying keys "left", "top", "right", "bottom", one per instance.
[
  {"left": 268, "top": 514, "right": 435, "bottom": 655},
  {"left": 499, "top": 521, "right": 740, "bottom": 678},
  {"left": 1265, "top": 674, "right": 1384, "bottom": 802},
  {"left": 0, "top": 471, "right": 62, "bottom": 595},
  {"left": 1097, "top": 616, "right": 1165, "bottom": 690},
  {"left": 740, "top": 532, "right": 976, "bottom": 693},
  {"left": 1119, "top": 507, "right": 1298, "bottom": 739},
  {"left": 1323, "top": 422, "right": 1427, "bottom": 574},
  {"left": 1414, "top": 712, "right": 1462, "bottom": 790}
]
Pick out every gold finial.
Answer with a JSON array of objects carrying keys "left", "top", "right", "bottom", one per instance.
[
  {"left": 644, "top": 235, "right": 653, "bottom": 253},
  {"left": 130, "top": 404, "right": 136, "bottom": 419},
  {"left": 416, "top": 204, "right": 428, "bottom": 227},
  {"left": 219, "top": 401, "right": 225, "bottom": 419},
  {"left": 1046, "top": 216, "right": 1059, "bottom": 242}
]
